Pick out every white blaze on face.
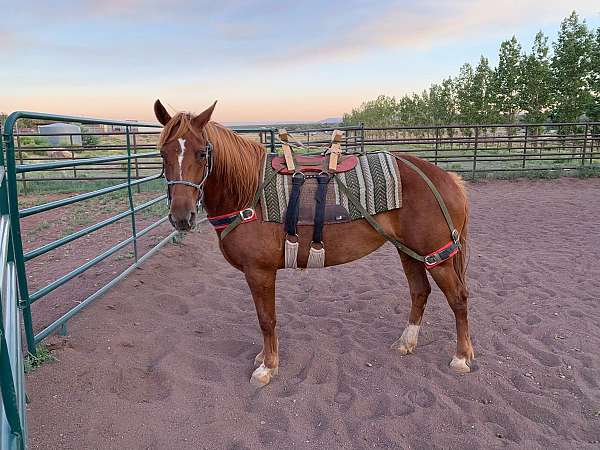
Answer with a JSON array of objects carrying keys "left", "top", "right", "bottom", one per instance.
[{"left": 177, "top": 138, "right": 186, "bottom": 179}]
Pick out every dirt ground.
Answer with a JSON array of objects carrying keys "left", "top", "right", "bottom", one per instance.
[
  {"left": 25, "top": 177, "right": 600, "bottom": 449},
  {"left": 18, "top": 191, "right": 171, "bottom": 333}
]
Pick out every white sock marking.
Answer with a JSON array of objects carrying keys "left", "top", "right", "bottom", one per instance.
[
  {"left": 402, "top": 324, "right": 420, "bottom": 345},
  {"left": 177, "top": 138, "right": 186, "bottom": 179}
]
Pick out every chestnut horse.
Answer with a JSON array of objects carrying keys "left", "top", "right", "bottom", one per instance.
[{"left": 154, "top": 100, "right": 473, "bottom": 386}]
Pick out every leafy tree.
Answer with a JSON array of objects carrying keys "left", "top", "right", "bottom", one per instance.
[
  {"left": 587, "top": 27, "right": 600, "bottom": 121},
  {"left": 82, "top": 134, "right": 101, "bottom": 146},
  {"left": 520, "top": 31, "right": 552, "bottom": 123},
  {"left": 550, "top": 11, "right": 593, "bottom": 123},
  {"left": 493, "top": 36, "right": 522, "bottom": 123},
  {"left": 342, "top": 95, "right": 399, "bottom": 127},
  {"left": 455, "top": 63, "right": 476, "bottom": 125},
  {"left": 472, "top": 56, "right": 496, "bottom": 124},
  {"left": 429, "top": 78, "right": 457, "bottom": 126},
  {"left": 340, "top": 10, "right": 598, "bottom": 130}
]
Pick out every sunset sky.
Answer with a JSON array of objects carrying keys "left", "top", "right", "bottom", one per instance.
[{"left": 2, "top": 1, "right": 599, "bottom": 124}]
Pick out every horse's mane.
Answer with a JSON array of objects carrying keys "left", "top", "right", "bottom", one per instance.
[{"left": 159, "top": 112, "right": 265, "bottom": 209}]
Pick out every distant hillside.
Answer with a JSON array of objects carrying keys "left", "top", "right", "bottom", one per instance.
[{"left": 318, "top": 117, "right": 342, "bottom": 125}]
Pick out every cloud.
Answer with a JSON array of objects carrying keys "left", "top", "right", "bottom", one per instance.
[
  {"left": 275, "top": 0, "right": 600, "bottom": 63},
  {"left": 0, "top": 31, "right": 15, "bottom": 49}
]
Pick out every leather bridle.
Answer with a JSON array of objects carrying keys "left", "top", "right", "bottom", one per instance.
[{"left": 163, "top": 140, "right": 214, "bottom": 209}]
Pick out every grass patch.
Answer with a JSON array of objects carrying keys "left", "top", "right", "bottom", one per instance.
[
  {"left": 31, "top": 220, "right": 51, "bottom": 234},
  {"left": 24, "top": 344, "right": 56, "bottom": 373},
  {"left": 577, "top": 166, "right": 600, "bottom": 178},
  {"left": 115, "top": 251, "right": 136, "bottom": 261}
]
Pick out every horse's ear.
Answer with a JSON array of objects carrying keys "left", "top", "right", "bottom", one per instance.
[
  {"left": 154, "top": 99, "right": 172, "bottom": 126},
  {"left": 192, "top": 101, "right": 217, "bottom": 129}
]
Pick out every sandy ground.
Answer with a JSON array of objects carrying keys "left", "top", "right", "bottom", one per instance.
[{"left": 25, "top": 177, "right": 600, "bottom": 449}]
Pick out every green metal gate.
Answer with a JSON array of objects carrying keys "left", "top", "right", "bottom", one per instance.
[
  {"left": 1, "top": 112, "right": 181, "bottom": 355},
  {"left": 0, "top": 120, "right": 27, "bottom": 450}
]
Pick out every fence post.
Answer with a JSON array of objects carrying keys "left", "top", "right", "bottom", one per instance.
[
  {"left": 269, "top": 129, "right": 276, "bottom": 153},
  {"left": 434, "top": 127, "right": 439, "bottom": 166},
  {"left": 125, "top": 126, "right": 138, "bottom": 262},
  {"left": 471, "top": 126, "right": 479, "bottom": 180},
  {"left": 70, "top": 134, "right": 77, "bottom": 180},
  {"left": 522, "top": 125, "right": 528, "bottom": 169},
  {"left": 2, "top": 122, "right": 36, "bottom": 354},
  {"left": 360, "top": 122, "right": 365, "bottom": 155},
  {"left": 581, "top": 123, "right": 588, "bottom": 166},
  {"left": 133, "top": 132, "right": 141, "bottom": 193},
  {"left": 591, "top": 125, "right": 596, "bottom": 165},
  {"left": 15, "top": 130, "right": 27, "bottom": 194}
]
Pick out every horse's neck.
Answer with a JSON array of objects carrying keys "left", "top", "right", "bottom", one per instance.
[
  {"left": 202, "top": 137, "right": 262, "bottom": 217},
  {"left": 203, "top": 178, "right": 237, "bottom": 217}
]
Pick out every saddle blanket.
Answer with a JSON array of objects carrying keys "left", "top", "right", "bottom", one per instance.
[{"left": 260, "top": 152, "right": 402, "bottom": 225}]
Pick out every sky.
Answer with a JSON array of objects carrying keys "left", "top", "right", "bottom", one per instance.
[{"left": 1, "top": 0, "right": 599, "bottom": 124}]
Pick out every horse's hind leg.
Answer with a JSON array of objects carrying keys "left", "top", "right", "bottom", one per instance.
[
  {"left": 244, "top": 268, "right": 279, "bottom": 386},
  {"left": 429, "top": 263, "right": 474, "bottom": 373},
  {"left": 391, "top": 254, "right": 431, "bottom": 354}
]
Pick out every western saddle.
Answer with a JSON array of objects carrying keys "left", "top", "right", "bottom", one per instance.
[{"left": 274, "top": 129, "right": 358, "bottom": 175}]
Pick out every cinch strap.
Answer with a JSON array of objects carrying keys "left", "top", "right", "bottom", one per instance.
[
  {"left": 284, "top": 173, "right": 305, "bottom": 236},
  {"left": 312, "top": 173, "right": 331, "bottom": 244}
]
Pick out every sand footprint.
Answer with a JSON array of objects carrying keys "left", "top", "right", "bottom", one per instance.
[
  {"left": 110, "top": 366, "right": 171, "bottom": 403},
  {"left": 405, "top": 387, "right": 436, "bottom": 408},
  {"left": 154, "top": 292, "right": 190, "bottom": 316}
]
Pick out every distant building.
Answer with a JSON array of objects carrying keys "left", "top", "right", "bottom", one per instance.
[{"left": 37, "top": 123, "right": 82, "bottom": 146}]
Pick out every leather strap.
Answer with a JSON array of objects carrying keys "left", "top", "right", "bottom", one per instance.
[
  {"left": 284, "top": 173, "right": 305, "bottom": 236},
  {"left": 312, "top": 173, "right": 331, "bottom": 243},
  {"left": 219, "top": 162, "right": 279, "bottom": 239},
  {"left": 388, "top": 153, "right": 457, "bottom": 235},
  {"left": 332, "top": 176, "right": 425, "bottom": 262}
]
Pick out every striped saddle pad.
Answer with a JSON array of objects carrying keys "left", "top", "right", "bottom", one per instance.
[{"left": 260, "top": 152, "right": 402, "bottom": 225}]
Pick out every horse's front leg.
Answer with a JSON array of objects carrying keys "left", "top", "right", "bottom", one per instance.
[{"left": 245, "top": 267, "right": 279, "bottom": 386}]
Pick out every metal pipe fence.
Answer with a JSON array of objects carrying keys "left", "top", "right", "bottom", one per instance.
[
  {"left": 277, "top": 122, "right": 600, "bottom": 178},
  {"left": 1, "top": 112, "right": 181, "bottom": 363},
  {"left": 15, "top": 121, "right": 598, "bottom": 186},
  {"left": 0, "top": 127, "right": 26, "bottom": 450}
]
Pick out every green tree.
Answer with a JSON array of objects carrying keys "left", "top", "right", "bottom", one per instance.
[
  {"left": 493, "top": 36, "right": 522, "bottom": 123},
  {"left": 455, "top": 63, "right": 477, "bottom": 125},
  {"left": 550, "top": 11, "right": 593, "bottom": 123},
  {"left": 342, "top": 95, "right": 399, "bottom": 126},
  {"left": 520, "top": 31, "right": 552, "bottom": 123},
  {"left": 587, "top": 27, "right": 600, "bottom": 121},
  {"left": 428, "top": 78, "right": 457, "bottom": 126},
  {"left": 472, "top": 56, "right": 496, "bottom": 124}
]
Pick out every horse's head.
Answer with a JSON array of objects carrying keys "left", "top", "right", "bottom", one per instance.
[{"left": 154, "top": 99, "right": 216, "bottom": 231}]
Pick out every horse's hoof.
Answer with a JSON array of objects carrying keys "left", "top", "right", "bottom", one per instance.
[
  {"left": 390, "top": 325, "right": 420, "bottom": 355},
  {"left": 250, "top": 363, "right": 278, "bottom": 387},
  {"left": 254, "top": 351, "right": 264, "bottom": 367},
  {"left": 390, "top": 338, "right": 415, "bottom": 355},
  {"left": 449, "top": 355, "right": 471, "bottom": 373}
]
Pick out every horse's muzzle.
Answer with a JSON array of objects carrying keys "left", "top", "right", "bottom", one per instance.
[{"left": 169, "top": 211, "right": 196, "bottom": 231}]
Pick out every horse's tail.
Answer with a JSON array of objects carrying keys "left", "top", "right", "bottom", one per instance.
[{"left": 448, "top": 172, "right": 469, "bottom": 287}]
